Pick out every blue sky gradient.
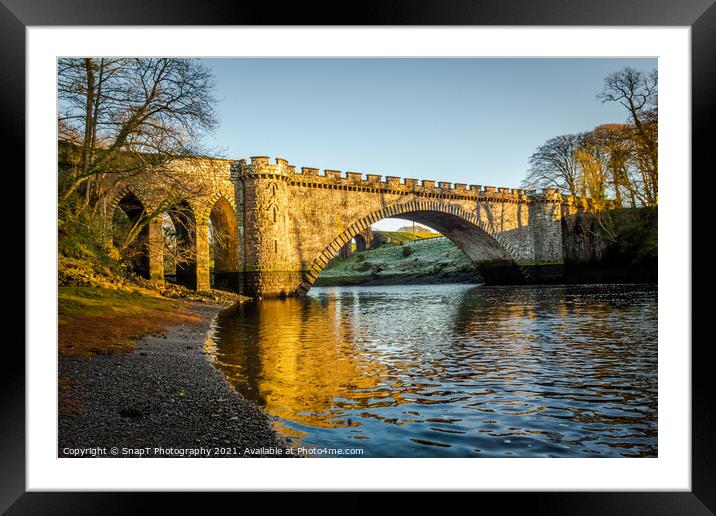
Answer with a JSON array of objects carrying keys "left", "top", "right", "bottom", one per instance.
[{"left": 202, "top": 58, "right": 656, "bottom": 230}]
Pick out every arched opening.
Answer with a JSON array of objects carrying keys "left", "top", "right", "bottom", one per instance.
[
  {"left": 111, "top": 191, "right": 149, "bottom": 278},
  {"left": 299, "top": 202, "right": 522, "bottom": 295},
  {"left": 208, "top": 196, "right": 239, "bottom": 288},
  {"left": 163, "top": 200, "right": 197, "bottom": 289},
  {"left": 354, "top": 234, "right": 367, "bottom": 253},
  {"left": 161, "top": 213, "right": 178, "bottom": 279},
  {"left": 338, "top": 241, "right": 352, "bottom": 260},
  {"left": 390, "top": 210, "right": 511, "bottom": 263}
]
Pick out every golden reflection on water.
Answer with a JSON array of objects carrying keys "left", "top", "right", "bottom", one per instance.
[
  {"left": 210, "top": 295, "right": 387, "bottom": 430},
  {"left": 208, "top": 284, "right": 658, "bottom": 457}
]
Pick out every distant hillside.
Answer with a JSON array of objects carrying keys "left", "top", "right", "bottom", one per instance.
[
  {"left": 395, "top": 224, "right": 438, "bottom": 234},
  {"left": 372, "top": 230, "right": 442, "bottom": 247}
]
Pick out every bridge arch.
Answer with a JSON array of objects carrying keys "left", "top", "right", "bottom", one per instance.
[
  {"left": 297, "top": 200, "right": 523, "bottom": 295},
  {"left": 205, "top": 193, "right": 240, "bottom": 287},
  {"left": 162, "top": 198, "right": 200, "bottom": 288},
  {"left": 109, "top": 188, "right": 152, "bottom": 278},
  {"left": 107, "top": 185, "right": 153, "bottom": 218},
  {"left": 197, "top": 190, "right": 237, "bottom": 225}
]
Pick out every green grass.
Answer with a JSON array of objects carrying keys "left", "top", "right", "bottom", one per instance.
[
  {"left": 316, "top": 236, "right": 476, "bottom": 286},
  {"left": 373, "top": 230, "right": 443, "bottom": 246},
  {"left": 58, "top": 286, "right": 200, "bottom": 358}
]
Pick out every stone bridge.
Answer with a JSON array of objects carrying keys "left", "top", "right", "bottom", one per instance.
[{"left": 104, "top": 155, "right": 565, "bottom": 297}]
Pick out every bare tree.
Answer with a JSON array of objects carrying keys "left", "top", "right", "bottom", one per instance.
[
  {"left": 58, "top": 58, "right": 221, "bottom": 271},
  {"left": 161, "top": 205, "right": 199, "bottom": 276},
  {"left": 524, "top": 124, "right": 655, "bottom": 212},
  {"left": 58, "top": 58, "right": 219, "bottom": 212},
  {"left": 109, "top": 195, "right": 201, "bottom": 277},
  {"left": 523, "top": 68, "right": 658, "bottom": 211},
  {"left": 522, "top": 134, "right": 581, "bottom": 198},
  {"left": 159, "top": 204, "right": 231, "bottom": 278},
  {"left": 598, "top": 67, "right": 658, "bottom": 204}
]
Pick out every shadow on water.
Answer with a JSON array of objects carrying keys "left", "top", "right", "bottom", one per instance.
[{"left": 208, "top": 283, "right": 657, "bottom": 458}]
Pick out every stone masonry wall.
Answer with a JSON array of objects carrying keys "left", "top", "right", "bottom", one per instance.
[
  {"left": 236, "top": 157, "right": 565, "bottom": 296},
  {"left": 99, "top": 153, "right": 566, "bottom": 297},
  {"left": 103, "top": 157, "right": 240, "bottom": 292}
]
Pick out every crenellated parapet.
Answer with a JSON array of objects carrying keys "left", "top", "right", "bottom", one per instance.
[
  {"left": 233, "top": 156, "right": 561, "bottom": 204},
  {"left": 96, "top": 147, "right": 569, "bottom": 297},
  {"left": 233, "top": 156, "right": 294, "bottom": 181}
]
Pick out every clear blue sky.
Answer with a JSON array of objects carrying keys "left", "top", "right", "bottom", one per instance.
[{"left": 202, "top": 58, "right": 656, "bottom": 230}]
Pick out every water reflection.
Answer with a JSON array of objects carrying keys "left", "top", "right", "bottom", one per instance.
[{"left": 208, "top": 284, "right": 657, "bottom": 457}]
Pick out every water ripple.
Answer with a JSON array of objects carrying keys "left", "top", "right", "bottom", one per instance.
[{"left": 208, "top": 283, "right": 657, "bottom": 457}]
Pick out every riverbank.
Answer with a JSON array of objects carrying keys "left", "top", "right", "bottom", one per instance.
[{"left": 58, "top": 287, "right": 288, "bottom": 457}]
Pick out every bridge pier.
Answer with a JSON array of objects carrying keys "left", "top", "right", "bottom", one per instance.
[
  {"left": 195, "top": 222, "right": 211, "bottom": 292},
  {"left": 147, "top": 216, "right": 164, "bottom": 283}
]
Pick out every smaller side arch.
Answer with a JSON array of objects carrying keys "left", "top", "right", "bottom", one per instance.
[
  {"left": 107, "top": 187, "right": 154, "bottom": 279},
  {"left": 105, "top": 186, "right": 153, "bottom": 224},
  {"left": 160, "top": 198, "right": 203, "bottom": 289},
  {"left": 205, "top": 194, "right": 240, "bottom": 289},
  {"left": 196, "top": 190, "right": 237, "bottom": 226}
]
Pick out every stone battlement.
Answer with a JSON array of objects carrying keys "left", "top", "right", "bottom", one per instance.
[
  {"left": 101, "top": 149, "right": 566, "bottom": 298},
  {"left": 234, "top": 156, "right": 562, "bottom": 202}
]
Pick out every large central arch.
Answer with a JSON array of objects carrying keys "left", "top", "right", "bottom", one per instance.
[{"left": 296, "top": 200, "right": 523, "bottom": 295}]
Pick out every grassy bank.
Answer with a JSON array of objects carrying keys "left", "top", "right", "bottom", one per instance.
[
  {"left": 315, "top": 237, "right": 478, "bottom": 287},
  {"left": 58, "top": 287, "right": 207, "bottom": 358},
  {"left": 57, "top": 285, "right": 242, "bottom": 416},
  {"left": 58, "top": 200, "right": 249, "bottom": 357}
]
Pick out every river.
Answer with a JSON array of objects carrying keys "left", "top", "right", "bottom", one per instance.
[{"left": 206, "top": 283, "right": 657, "bottom": 457}]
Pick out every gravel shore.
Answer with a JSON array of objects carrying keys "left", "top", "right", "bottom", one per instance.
[{"left": 58, "top": 301, "right": 288, "bottom": 458}]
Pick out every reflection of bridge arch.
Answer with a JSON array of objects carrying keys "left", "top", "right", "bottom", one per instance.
[{"left": 297, "top": 200, "right": 521, "bottom": 295}]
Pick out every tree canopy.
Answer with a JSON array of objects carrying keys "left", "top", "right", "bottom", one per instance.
[
  {"left": 58, "top": 58, "right": 219, "bottom": 211},
  {"left": 522, "top": 67, "right": 658, "bottom": 209}
]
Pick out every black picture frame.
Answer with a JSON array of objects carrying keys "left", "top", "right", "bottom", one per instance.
[{"left": 6, "top": 0, "right": 714, "bottom": 512}]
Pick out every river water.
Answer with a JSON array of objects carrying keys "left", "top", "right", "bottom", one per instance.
[{"left": 206, "top": 284, "right": 657, "bottom": 458}]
